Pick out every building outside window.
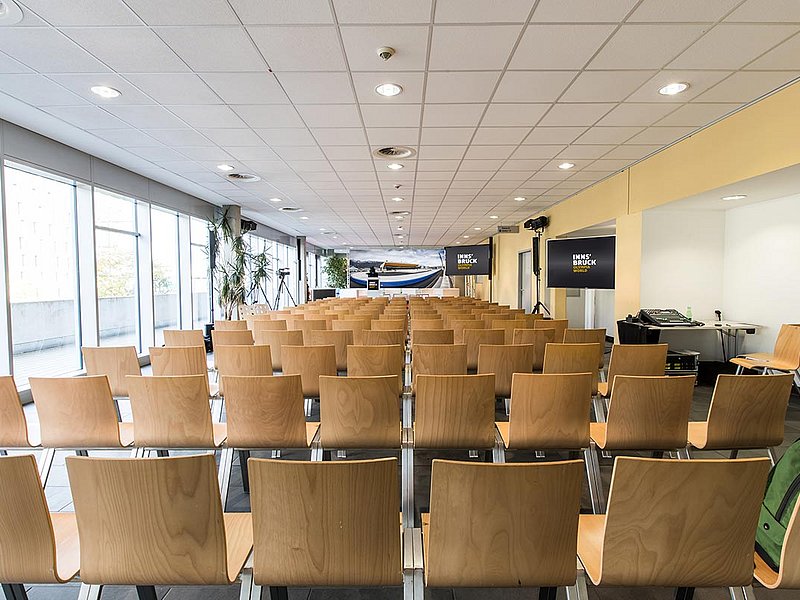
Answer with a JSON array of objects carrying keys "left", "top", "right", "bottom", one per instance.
[
  {"left": 190, "top": 216, "right": 211, "bottom": 328},
  {"left": 151, "top": 207, "right": 180, "bottom": 345}
]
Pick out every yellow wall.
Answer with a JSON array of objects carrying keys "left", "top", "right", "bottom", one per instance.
[{"left": 490, "top": 80, "right": 800, "bottom": 321}]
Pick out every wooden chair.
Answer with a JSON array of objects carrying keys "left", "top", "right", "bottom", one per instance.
[
  {"left": 332, "top": 318, "right": 370, "bottom": 345},
  {"left": 490, "top": 319, "right": 529, "bottom": 345},
  {"left": 281, "top": 345, "right": 337, "bottom": 414},
  {"left": 214, "top": 319, "right": 248, "bottom": 331},
  {"left": 211, "top": 329, "right": 254, "bottom": 348},
  {"left": 755, "top": 498, "right": 800, "bottom": 589},
  {"left": 542, "top": 343, "right": 602, "bottom": 395},
  {"left": 251, "top": 320, "right": 288, "bottom": 332},
  {"left": 253, "top": 329, "right": 303, "bottom": 372},
  {"left": 464, "top": 329, "right": 505, "bottom": 371},
  {"left": 515, "top": 313, "right": 544, "bottom": 328},
  {"left": 564, "top": 328, "right": 607, "bottom": 371},
  {"left": 0, "top": 454, "right": 80, "bottom": 595},
  {"left": 0, "top": 375, "right": 38, "bottom": 449},
  {"left": 731, "top": 323, "right": 800, "bottom": 376},
  {"left": 451, "top": 319, "right": 485, "bottom": 344},
  {"left": 477, "top": 344, "right": 535, "bottom": 400},
  {"left": 410, "top": 318, "right": 443, "bottom": 334},
  {"left": 215, "top": 344, "right": 273, "bottom": 395},
  {"left": 599, "top": 343, "right": 668, "bottom": 398},
  {"left": 291, "top": 319, "right": 327, "bottom": 340},
  {"left": 373, "top": 318, "right": 406, "bottom": 333},
  {"left": 412, "top": 329, "right": 454, "bottom": 347},
  {"left": 535, "top": 318, "right": 569, "bottom": 343},
  {"left": 578, "top": 457, "right": 770, "bottom": 595},
  {"left": 66, "top": 454, "right": 253, "bottom": 594},
  {"left": 248, "top": 457, "right": 403, "bottom": 594},
  {"left": 687, "top": 373, "right": 794, "bottom": 462},
  {"left": 318, "top": 375, "right": 401, "bottom": 453},
  {"left": 423, "top": 459, "right": 583, "bottom": 594},
  {"left": 163, "top": 329, "right": 205, "bottom": 347},
  {"left": 82, "top": 346, "right": 141, "bottom": 397},
  {"left": 482, "top": 313, "right": 513, "bottom": 329},
  {"left": 347, "top": 344, "right": 404, "bottom": 394},
  {"left": 412, "top": 344, "right": 467, "bottom": 390},
  {"left": 306, "top": 329, "right": 353, "bottom": 371},
  {"left": 362, "top": 329, "right": 405, "bottom": 347},
  {"left": 149, "top": 345, "right": 215, "bottom": 396},
  {"left": 512, "top": 328, "right": 555, "bottom": 371}
]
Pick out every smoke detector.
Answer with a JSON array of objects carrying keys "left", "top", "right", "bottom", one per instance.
[
  {"left": 0, "top": 1, "right": 23, "bottom": 25},
  {"left": 373, "top": 146, "right": 416, "bottom": 159},
  {"left": 226, "top": 173, "right": 261, "bottom": 182}
]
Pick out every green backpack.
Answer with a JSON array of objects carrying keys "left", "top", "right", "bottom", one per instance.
[{"left": 755, "top": 439, "right": 800, "bottom": 571}]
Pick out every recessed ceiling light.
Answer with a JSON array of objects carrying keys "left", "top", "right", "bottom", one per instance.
[
  {"left": 269, "top": 197, "right": 282, "bottom": 202},
  {"left": 387, "top": 163, "right": 404, "bottom": 170},
  {"left": 722, "top": 194, "right": 748, "bottom": 201},
  {"left": 558, "top": 162, "right": 575, "bottom": 170},
  {"left": 397, "top": 226, "right": 403, "bottom": 230},
  {"left": 463, "top": 235, "right": 470, "bottom": 239},
  {"left": 395, "top": 215, "right": 404, "bottom": 220},
  {"left": 299, "top": 216, "right": 309, "bottom": 220},
  {"left": 474, "top": 227, "right": 482, "bottom": 231},
  {"left": 332, "top": 235, "right": 338, "bottom": 239},
  {"left": 392, "top": 197, "right": 404, "bottom": 202},
  {"left": 375, "top": 83, "right": 403, "bottom": 97},
  {"left": 489, "top": 215, "right": 498, "bottom": 219},
  {"left": 514, "top": 197, "right": 526, "bottom": 202},
  {"left": 0, "top": 0, "right": 24, "bottom": 25},
  {"left": 658, "top": 82, "right": 689, "bottom": 96},
  {"left": 319, "top": 227, "right": 326, "bottom": 231},
  {"left": 90, "top": 85, "right": 121, "bottom": 99},
  {"left": 216, "top": 164, "right": 234, "bottom": 172}
]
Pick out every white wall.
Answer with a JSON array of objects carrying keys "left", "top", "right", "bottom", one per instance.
[{"left": 723, "top": 195, "right": 800, "bottom": 353}]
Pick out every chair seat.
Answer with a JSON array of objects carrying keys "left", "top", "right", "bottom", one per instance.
[
  {"left": 730, "top": 356, "right": 798, "bottom": 372},
  {"left": 213, "top": 423, "right": 228, "bottom": 447},
  {"left": 495, "top": 422, "right": 510, "bottom": 448},
  {"left": 687, "top": 421, "right": 709, "bottom": 449},
  {"left": 577, "top": 514, "right": 605, "bottom": 585},
  {"left": 597, "top": 382, "right": 609, "bottom": 397},
  {"left": 753, "top": 551, "right": 780, "bottom": 589},
  {"left": 209, "top": 382, "right": 220, "bottom": 397},
  {"left": 118, "top": 422, "right": 135, "bottom": 447},
  {"left": 589, "top": 422, "right": 607, "bottom": 449},
  {"left": 223, "top": 512, "right": 253, "bottom": 584},
  {"left": 305, "top": 422, "right": 320, "bottom": 447},
  {"left": 51, "top": 512, "right": 81, "bottom": 582}
]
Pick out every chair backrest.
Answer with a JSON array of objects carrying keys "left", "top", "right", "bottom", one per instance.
[
  {"left": 412, "top": 329, "right": 454, "bottom": 346},
  {"left": 411, "top": 318, "right": 443, "bottom": 332},
  {"left": 542, "top": 343, "right": 601, "bottom": 394},
  {"left": 774, "top": 324, "right": 800, "bottom": 368},
  {"left": 223, "top": 375, "right": 308, "bottom": 448},
  {"left": 127, "top": 375, "right": 216, "bottom": 448},
  {"left": 372, "top": 318, "right": 406, "bottom": 333},
  {"left": 0, "top": 375, "right": 32, "bottom": 447},
  {"left": 477, "top": 344, "right": 535, "bottom": 398},
  {"left": 762, "top": 499, "right": 800, "bottom": 587},
  {"left": 534, "top": 318, "right": 569, "bottom": 342},
  {"left": 425, "top": 459, "right": 583, "bottom": 587},
  {"left": 163, "top": 329, "right": 205, "bottom": 347},
  {"left": 347, "top": 344, "right": 404, "bottom": 393},
  {"left": 515, "top": 313, "right": 544, "bottom": 328},
  {"left": 507, "top": 373, "right": 593, "bottom": 449},
  {"left": 415, "top": 374, "right": 495, "bottom": 449},
  {"left": 413, "top": 344, "right": 467, "bottom": 388},
  {"left": 253, "top": 329, "right": 303, "bottom": 371},
  {"left": 30, "top": 376, "right": 123, "bottom": 447},
  {"left": 82, "top": 346, "right": 141, "bottom": 396},
  {"left": 362, "top": 329, "right": 405, "bottom": 347},
  {"left": 451, "top": 319, "right": 485, "bottom": 344},
  {"left": 281, "top": 345, "right": 337, "bottom": 398},
  {"left": 482, "top": 313, "right": 512, "bottom": 329},
  {"left": 332, "top": 319, "right": 370, "bottom": 345},
  {"left": 150, "top": 345, "right": 207, "bottom": 376},
  {"left": 291, "top": 319, "right": 328, "bottom": 339},
  {"left": 464, "top": 328, "right": 505, "bottom": 370},
  {"left": 605, "top": 375, "right": 695, "bottom": 449},
  {"left": 493, "top": 319, "right": 530, "bottom": 344},
  {"left": 211, "top": 329, "right": 254, "bottom": 347},
  {"left": 214, "top": 319, "right": 248, "bottom": 331},
  {"left": 319, "top": 375, "right": 401, "bottom": 449},
  {"left": 0, "top": 454, "right": 71, "bottom": 583},
  {"left": 251, "top": 320, "right": 288, "bottom": 332},
  {"left": 306, "top": 329, "right": 353, "bottom": 371},
  {"left": 215, "top": 344, "right": 273, "bottom": 395},
  {"left": 563, "top": 328, "right": 606, "bottom": 368},
  {"left": 599, "top": 457, "right": 770, "bottom": 587},
  {"left": 67, "top": 453, "right": 237, "bottom": 585},
  {"left": 249, "top": 457, "right": 402, "bottom": 587},
  {"left": 703, "top": 374, "right": 794, "bottom": 448},
  {"left": 605, "top": 343, "right": 668, "bottom": 396},
  {"left": 512, "top": 328, "right": 555, "bottom": 371}
]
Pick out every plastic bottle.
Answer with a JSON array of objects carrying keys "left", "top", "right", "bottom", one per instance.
[{"left": 686, "top": 306, "right": 693, "bottom": 320}]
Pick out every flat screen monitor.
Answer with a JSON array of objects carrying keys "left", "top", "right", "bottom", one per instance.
[
  {"left": 546, "top": 235, "right": 615, "bottom": 289},
  {"left": 444, "top": 244, "right": 491, "bottom": 276}
]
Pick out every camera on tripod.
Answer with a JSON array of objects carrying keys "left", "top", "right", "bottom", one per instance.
[{"left": 276, "top": 267, "right": 291, "bottom": 277}]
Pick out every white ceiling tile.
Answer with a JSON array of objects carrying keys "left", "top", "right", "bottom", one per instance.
[
  {"left": 47, "top": 73, "right": 154, "bottom": 105},
  {"left": 129, "top": 145, "right": 186, "bottom": 162},
  {"left": 280, "top": 72, "right": 356, "bottom": 104},
  {"left": 429, "top": 25, "right": 521, "bottom": 70},
  {"left": 125, "top": 73, "right": 221, "bottom": 104},
  {"left": 494, "top": 71, "right": 576, "bottom": 102},
  {"left": 589, "top": 25, "right": 709, "bottom": 70},
  {"left": 352, "top": 71, "right": 425, "bottom": 104},
  {"left": 747, "top": 33, "right": 800, "bottom": 70},
  {"left": 230, "top": 0, "right": 334, "bottom": 24},
  {"left": 626, "top": 126, "right": 697, "bottom": 145},
  {"left": 287, "top": 160, "right": 333, "bottom": 173},
  {"left": 601, "top": 144, "right": 661, "bottom": 160},
  {"left": 63, "top": 27, "right": 187, "bottom": 73},
  {"left": 255, "top": 128, "right": 317, "bottom": 146},
  {"left": 481, "top": 103, "right": 549, "bottom": 127},
  {"left": 124, "top": 0, "right": 238, "bottom": 25},
  {"left": 655, "top": 103, "right": 740, "bottom": 127},
  {"left": 0, "top": 73, "right": 88, "bottom": 106},
  {"left": 420, "top": 127, "right": 475, "bottom": 145},
  {"left": 104, "top": 105, "right": 187, "bottom": 128},
  {"left": 584, "top": 158, "right": 633, "bottom": 171},
  {"left": 625, "top": 70, "right": 731, "bottom": 102},
  {"left": 230, "top": 105, "right": 304, "bottom": 128},
  {"left": 461, "top": 159, "right": 506, "bottom": 171},
  {"left": 367, "top": 127, "right": 419, "bottom": 146},
  {"left": 0, "top": 51, "right": 33, "bottom": 74},
  {"left": 557, "top": 145, "right": 616, "bottom": 160},
  {"left": 361, "top": 104, "right": 421, "bottom": 128},
  {"left": 322, "top": 146, "right": 372, "bottom": 160},
  {"left": 341, "top": 26, "right": 429, "bottom": 71},
  {"left": 20, "top": 0, "right": 140, "bottom": 25},
  {"left": 199, "top": 128, "right": 265, "bottom": 146},
  {"left": 329, "top": 160, "right": 374, "bottom": 172},
  {"left": 522, "top": 127, "right": 586, "bottom": 145},
  {"left": 695, "top": 71, "right": 799, "bottom": 102},
  {"left": 435, "top": 0, "right": 533, "bottom": 23},
  {"left": 417, "top": 146, "right": 466, "bottom": 159},
  {"left": 42, "top": 105, "right": 129, "bottom": 129},
  {"left": 422, "top": 104, "right": 485, "bottom": 128},
  {"left": 156, "top": 26, "right": 265, "bottom": 72},
  {"left": 90, "top": 128, "right": 160, "bottom": 146},
  {"left": 295, "top": 104, "right": 361, "bottom": 128},
  {"left": 417, "top": 159, "right": 461, "bottom": 171},
  {"left": 425, "top": 71, "right": 500, "bottom": 103},
  {"left": 726, "top": 0, "right": 800, "bottom": 22},
  {"left": 0, "top": 29, "right": 111, "bottom": 73},
  {"left": 537, "top": 103, "right": 615, "bottom": 127},
  {"left": 670, "top": 25, "right": 798, "bottom": 70},
  {"left": 224, "top": 146, "right": 279, "bottom": 161},
  {"left": 629, "top": 0, "right": 741, "bottom": 22},
  {"left": 511, "top": 145, "right": 566, "bottom": 159},
  {"left": 143, "top": 129, "right": 213, "bottom": 146},
  {"left": 167, "top": 105, "right": 246, "bottom": 128},
  {"left": 511, "top": 25, "right": 615, "bottom": 69},
  {"left": 274, "top": 147, "right": 326, "bottom": 160},
  {"left": 597, "top": 103, "right": 679, "bottom": 127},
  {"left": 175, "top": 147, "right": 233, "bottom": 161},
  {"left": 200, "top": 72, "right": 289, "bottom": 104},
  {"left": 249, "top": 26, "right": 345, "bottom": 71},
  {"left": 415, "top": 171, "right": 454, "bottom": 181},
  {"left": 472, "top": 127, "right": 530, "bottom": 145},
  {"left": 312, "top": 128, "right": 367, "bottom": 145},
  {"left": 531, "top": 0, "right": 639, "bottom": 23},
  {"left": 561, "top": 70, "right": 655, "bottom": 102},
  {"left": 464, "top": 145, "right": 516, "bottom": 159},
  {"left": 332, "top": 0, "right": 433, "bottom": 24}
]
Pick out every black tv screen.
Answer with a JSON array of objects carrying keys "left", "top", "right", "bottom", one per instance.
[
  {"left": 546, "top": 236, "right": 615, "bottom": 289},
  {"left": 445, "top": 244, "right": 491, "bottom": 276}
]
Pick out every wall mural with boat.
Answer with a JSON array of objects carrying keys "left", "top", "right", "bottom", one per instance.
[{"left": 348, "top": 247, "right": 452, "bottom": 289}]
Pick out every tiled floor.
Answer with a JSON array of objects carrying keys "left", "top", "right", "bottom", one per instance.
[{"left": 14, "top": 375, "right": 800, "bottom": 600}]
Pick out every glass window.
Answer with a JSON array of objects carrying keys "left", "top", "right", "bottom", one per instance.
[
  {"left": 4, "top": 163, "right": 81, "bottom": 384},
  {"left": 94, "top": 189, "right": 141, "bottom": 350},
  {"left": 151, "top": 207, "right": 180, "bottom": 345},
  {"left": 190, "top": 217, "right": 210, "bottom": 328}
]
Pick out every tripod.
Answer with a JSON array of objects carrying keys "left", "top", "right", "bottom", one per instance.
[
  {"left": 532, "top": 232, "right": 550, "bottom": 316},
  {"left": 273, "top": 272, "right": 296, "bottom": 309}
]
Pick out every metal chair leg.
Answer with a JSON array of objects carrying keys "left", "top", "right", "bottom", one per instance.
[
  {"left": 402, "top": 429, "right": 415, "bottom": 528},
  {"left": 218, "top": 447, "right": 234, "bottom": 511},
  {"left": 238, "top": 569, "right": 253, "bottom": 600},
  {"left": 77, "top": 584, "right": 103, "bottom": 600},
  {"left": 239, "top": 450, "right": 251, "bottom": 493},
  {"left": 2, "top": 584, "right": 27, "bottom": 600},
  {"left": 135, "top": 586, "right": 157, "bottom": 600},
  {"left": 566, "top": 561, "right": 590, "bottom": 600},
  {"left": 591, "top": 395, "right": 606, "bottom": 423},
  {"left": 268, "top": 587, "right": 288, "bottom": 600},
  {"left": 492, "top": 428, "right": 506, "bottom": 464},
  {"left": 584, "top": 442, "right": 606, "bottom": 514},
  {"left": 249, "top": 583, "right": 263, "bottom": 600},
  {"left": 768, "top": 447, "right": 778, "bottom": 466},
  {"left": 37, "top": 447, "right": 56, "bottom": 487},
  {"left": 303, "top": 398, "right": 312, "bottom": 417}
]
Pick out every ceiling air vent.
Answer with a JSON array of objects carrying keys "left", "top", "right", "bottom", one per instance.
[
  {"left": 226, "top": 173, "right": 261, "bottom": 182},
  {"left": 373, "top": 146, "right": 416, "bottom": 159},
  {"left": 390, "top": 210, "right": 411, "bottom": 216},
  {"left": 278, "top": 206, "right": 302, "bottom": 212}
]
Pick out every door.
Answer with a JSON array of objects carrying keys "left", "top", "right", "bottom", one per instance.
[{"left": 518, "top": 251, "right": 532, "bottom": 313}]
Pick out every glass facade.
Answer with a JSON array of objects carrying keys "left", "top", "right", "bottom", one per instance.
[{"left": 151, "top": 207, "right": 180, "bottom": 346}]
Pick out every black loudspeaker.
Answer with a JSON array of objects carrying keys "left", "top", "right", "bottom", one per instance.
[
  {"left": 208, "top": 232, "right": 217, "bottom": 271},
  {"left": 532, "top": 236, "right": 541, "bottom": 275}
]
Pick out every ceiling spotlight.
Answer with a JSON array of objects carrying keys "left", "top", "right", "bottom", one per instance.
[
  {"left": 319, "top": 227, "right": 326, "bottom": 231},
  {"left": 216, "top": 164, "right": 234, "bottom": 172},
  {"left": 90, "top": 85, "right": 121, "bottom": 99},
  {"left": 514, "top": 196, "right": 525, "bottom": 202},
  {"left": 387, "top": 163, "right": 404, "bottom": 170},
  {"left": 392, "top": 197, "right": 404, "bottom": 202},
  {"left": 299, "top": 216, "right": 309, "bottom": 220},
  {"left": 658, "top": 82, "right": 689, "bottom": 96},
  {"left": 0, "top": 0, "right": 24, "bottom": 25},
  {"left": 722, "top": 194, "right": 747, "bottom": 201},
  {"left": 558, "top": 162, "right": 575, "bottom": 170},
  {"left": 395, "top": 215, "right": 404, "bottom": 220},
  {"left": 269, "top": 197, "right": 282, "bottom": 202},
  {"left": 474, "top": 227, "right": 482, "bottom": 231},
  {"left": 375, "top": 83, "right": 403, "bottom": 97},
  {"left": 489, "top": 215, "right": 498, "bottom": 219},
  {"left": 463, "top": 235, "right": 470, "bottom": 239},
  {"left": 397, "top": 226, "right": 403, "bottom": 230}
]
